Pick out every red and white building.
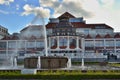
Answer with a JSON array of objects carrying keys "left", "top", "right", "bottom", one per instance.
[{"left": 0, "top": 12, "right": 120, "bottom": 62}]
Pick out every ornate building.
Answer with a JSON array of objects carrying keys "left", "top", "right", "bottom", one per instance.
[
  {"left": 0, "top": 12, "right": 120, "bottom": 62},
  {"left": 0, "top": 25, "right": 9, "bottom": 39},
  {"left": 46, "top": 12, "right": 120, "bottom": 61}
]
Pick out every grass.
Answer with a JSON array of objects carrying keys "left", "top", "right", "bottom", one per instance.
[
  {"left": 0, "top": 70, "right": 120, "bottom": 79},
  {"left": 108, "top": 63, "right": 120, "bottom": 67}
]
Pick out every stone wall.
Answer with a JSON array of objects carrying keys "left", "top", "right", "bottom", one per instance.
[
  {"left": 24, "top": 57, "right": 38, "bottom": 69},
  {"left": 24, "top": 56, "right": 68, "bottom": 69},
  {"left": 41, "top": 56, "right": 68, "bottom": 69}
]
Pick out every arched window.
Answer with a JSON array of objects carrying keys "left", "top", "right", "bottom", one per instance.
[{"left": 60, "top": 38, "right": 67, "bottom": 46}]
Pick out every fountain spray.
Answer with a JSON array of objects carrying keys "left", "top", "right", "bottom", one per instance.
[{"left": 30, "top": 14, "right": 48, "bottom": 56}]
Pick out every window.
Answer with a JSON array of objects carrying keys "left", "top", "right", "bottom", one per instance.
[
  {"left": 51, "top": 39, "right": 56, "bottom": 46},
  {"left": 95, "top": 40, "right": 104, "bottom": 47},
  {"left": 60, "top": 38, "right": 67, "bottom": 46},
  {"left": 17, "top": 41, "right": 25, "bottom": 48},
  {"left": 70, "top": 38, "right": 76, "bottom": 46},
  {"left": 0, "top": 42, "right": 6, "bottom": 48},
  {"left": 116, "top": 40, "right": 120, "bottom": 47},
  {"left": 84, "top": 30, "right": 89, "bottom": 34},
  {"left": 85, "top": 40, "right": 94, "bottom": 47},
  {"left": 8, "top": 41, "right": 16, "bottom": 48},
  {"left": 36, "top": 41, "right": 44, "bottom": 48},
  {"left": 27, "top": 41, "right": 35, "bottom": 48},
  {"left": 105, "top": 40, "right": 114, "bottom": 47}
]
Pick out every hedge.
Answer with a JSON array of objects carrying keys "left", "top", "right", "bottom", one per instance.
[
  {"left": 0, "top": 70, "right": 120, "bottom": 79},
  {"left": 0, "top": 74, "right": 120, "bottom": 79}
]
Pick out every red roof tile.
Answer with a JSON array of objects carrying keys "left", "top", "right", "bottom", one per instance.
[
  {"left": 29, "top": 35, "right": 37, "bottom": 40},
  {"left": 86, "top": 34, "right": 92, "bottom": 39},
  {"left": 114, "top": 33, "right": 120, "bottom": 38},
  {"left": 87, "top": 24, "right": 113, "bottom": 30},
  {"left": 71, "top": 22, "right": 87, "bottom": 28},
  {"left": 1, "top": 36, "right": 11, "bottom": 40},
  {"left": 46, "top": 23, "right": 57, "bottom": 29},
  {"left": 58, "top": 12, "right": 75, "bottom": 19},
  {"left": 95, "top": 34, "right": 102, "bottom": 38},
  {"left": 20, "top": 25, "right": 43, "bottom": 32},
  {"left": 11, "top": 36, "right": 19, "bottom": 40},
  {"left": 46, "top": 22, "right": 113, "bottom": 30},
  {"left": 104, "top": 34, "right": 112, "bottom": 38}
]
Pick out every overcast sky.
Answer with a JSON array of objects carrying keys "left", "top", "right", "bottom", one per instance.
[{"left": 0, "top": 0, "right": 120, "bottom": 34}]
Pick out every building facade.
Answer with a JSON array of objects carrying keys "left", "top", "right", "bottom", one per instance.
[
  {"left": 0, "top": 25, "right": 9, "bottom": 39},
  {"left": 0, "top": 12, "right": 120, "bottom": 62},
  {"left": 46, "top": 12, "right": 120, "bottom": 61}
]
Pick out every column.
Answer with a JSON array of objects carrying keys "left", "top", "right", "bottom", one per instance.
[
  {"left": 114, "top": 39, "right": 116, "bottom": 54},
  {"left": 81, "top": 37, "right": 85, "bottom": 69},
  {"left": 81, "top": 38, "right": 85, "bottom": 57},
  {"left": 37, "top": 56, "right": 41, "bottom": 69},
  {"left": 76, "top": 37, "right": 79, "bottom": 49},
  {"left": 67, "top": 36, "right": 70, "bottom": 49},
  {"left": 104, "top": 39, "right": 106, "bottom": 49},
  {"left": 15, "top": 40, "right": 17, "bottom": 53},
  {"left": 57, "top": 36, "right": 59, "bottom": 49},
  {"left": 35, "top": 40, "right": 37, "bottom": 50},
  {"left": 6, "top": 41, "right": 8, "bottom": 58},
  {"left": 94, "top": 39, "right": 95, "bottom": 49},
  {"left": 49, "top": 37, "right": 51, "bottom": 49},
  {"left": 25, "top": 40, "right": 27, "bottom": 54}
]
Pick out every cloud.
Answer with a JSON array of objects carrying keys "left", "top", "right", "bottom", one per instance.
[
  {"left": 100, "top": 0, "right": 114, "bottom": 6},
  {"left": 0, "top": 9, "right": 9, "bottom": 14},
  {"left": 39, "top": 0, "right": 60, "bottom": 8},
  {"left": 40, "top": 0, "right": 93, "bottom": 18},
  {"left": 24, "top": 0, "right": 27, "bottom": 2},
  {"left": 79, "top": 0, "right": 120, "bottom": 32},
  {"left": 22, "top": 4, "right": 50, "bottom": 18},
  {"left": 23, "top": 0, "right": 120, "bottom": 32},
  {"left": 0, "top": 0, "right": 14, "bottom": 5},
  {"left": 16, "top": 4, "right": 20, "bottom": 10}
]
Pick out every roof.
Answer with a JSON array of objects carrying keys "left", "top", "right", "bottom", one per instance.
[
  {"left": 114, "top": 33, "right": 120, "bottom": 38},
  {"left": 1, "top": 36, "right": 11, "bottom": 40},
  {"left": 86, "top": 34, "right": 92, "bottom": 39},
  {"left": 20, "top": 25, "right": 43, "bottom": 32},
  {"left": 58, "top": 12, "right": 75, "bottom": 19},
  {"left": 46, "top": 12, "right": 113, "bottom": 30},
  {"left": 46, "top": 22, "right": 113, "bottom": 30},
  {"left": 71, "top": 22, "right": 86, "bottom": 28},
  {"left": 87, "top": 24, "right": 113, "bottom": 30},
  {"left": 95, "top": 34, "right": 102, "bottom": 38},
  {"left": 11, "top": 36, "right": 19, "bottom": 40},
  {"left": 46, "top": 23, "right": 57, "bottom": 29},
  {"left": 104, "top": 34, "right": 112, "bottom": 38}
]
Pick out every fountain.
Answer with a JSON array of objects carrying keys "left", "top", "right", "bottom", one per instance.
[
  {"left": 13, "top": 56, "right": 17, "bottom": 68},
  {"left": 37, "top": 56, "right": 41, "bottom": 69},
  {"left": 81, "top": 58, "right": 85, "bottom": 70},
  {"left": 67, "top": 57, "right": 72, "bottom": 68},
  {"left": 21, "top": 16, "right": 46, "bottom": 74}
]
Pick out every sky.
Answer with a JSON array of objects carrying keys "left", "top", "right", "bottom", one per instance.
[{"left": 0, "top": 0, "right": 120, "bottom": 34}]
